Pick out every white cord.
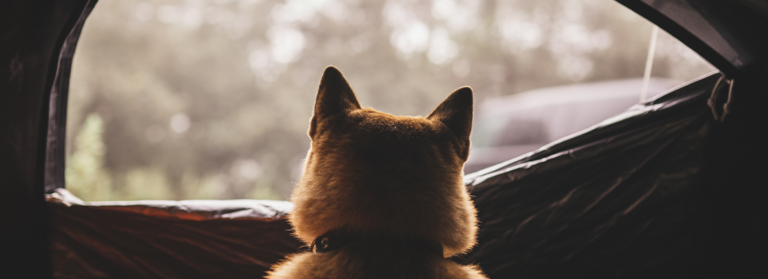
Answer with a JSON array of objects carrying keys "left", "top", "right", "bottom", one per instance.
[{"left": 640, "top": 26, "right": 659, "bottom": 103}]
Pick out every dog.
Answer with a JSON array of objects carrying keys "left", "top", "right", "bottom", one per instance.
[{"left": 267, "top": 66, "right": 486, "bottom": 279}]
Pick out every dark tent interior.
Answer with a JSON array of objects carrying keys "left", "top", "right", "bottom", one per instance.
[{"left": 1, "top": 0, "right": 766, "bottom": 278}]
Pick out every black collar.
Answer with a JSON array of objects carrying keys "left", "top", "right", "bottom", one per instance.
[{"left": 310, "top": 230, "right": 444, "bottom": 257}]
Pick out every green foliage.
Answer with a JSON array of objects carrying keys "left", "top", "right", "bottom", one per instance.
[
  {"left": 66, "top": 114, "right": 112, "bottom": 201},
  {"left": 67, "top": 0, "right": 713, "bottom": 201}
]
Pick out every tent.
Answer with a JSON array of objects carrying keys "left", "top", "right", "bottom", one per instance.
[{"left": 1, "top": 0, "right": 765, "bottom": 277}]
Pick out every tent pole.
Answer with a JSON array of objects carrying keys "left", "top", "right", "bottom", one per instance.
[{"left": 640, "top": 26, "right": 659, "bottom": 102}]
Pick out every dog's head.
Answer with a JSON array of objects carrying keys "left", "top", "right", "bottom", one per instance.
[{"left": 289, "top": 66, "right": 477, "bottom": 256}]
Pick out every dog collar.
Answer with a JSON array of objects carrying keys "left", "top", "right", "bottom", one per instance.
[{"left": 310, "top": 230, "right": 444, "bottom": 257}]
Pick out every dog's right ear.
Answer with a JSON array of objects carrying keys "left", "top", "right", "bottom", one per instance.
[{"left": 309, "top": 66, "right": 361, "bottom": 139}]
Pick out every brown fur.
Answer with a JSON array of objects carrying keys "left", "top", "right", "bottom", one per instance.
[{"left": 267, "top": 66, "right": 486, "bottom": 279}]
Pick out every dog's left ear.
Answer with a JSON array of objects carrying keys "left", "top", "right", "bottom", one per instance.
[
  {"left": 428, "top": 87, "right": 473, "bottom": 160},
  {"left": 309, "top": 66, "right": 361, "bottom": 138}
]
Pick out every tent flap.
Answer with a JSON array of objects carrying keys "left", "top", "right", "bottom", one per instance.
[
  {"left": 47, "top": 190, "right": 303, "bottom": 278},
  {"left": 459, "top": 73, "right": 720, "bottom": 278}
]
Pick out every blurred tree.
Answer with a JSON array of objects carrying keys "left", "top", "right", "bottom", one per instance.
[
  {"left": 67, "top": 0, "right": 714, "bottom": 201},
  {"left": 66, "top": 114, "right": 113, "bottom": 201}
]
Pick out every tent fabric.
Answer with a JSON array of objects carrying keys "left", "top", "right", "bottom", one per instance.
[
  {"left": 47, "top": 189, "right": 303, "bottom": 278},
  {"left": 460, "top": 73, "right": 718, "bottom": 277},
  {"left": 44, "top": 0, "right": 98, "bottom": 193},
  {"left": 460, "top": 71, "right": 767, "bottom": 278},
  {"left": 1, "top": 0, "right": 96, "bottom": 277}
]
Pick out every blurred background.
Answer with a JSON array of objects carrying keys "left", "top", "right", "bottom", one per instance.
[{"left": 66, "top": 0, "right": 714, "bottom": 201}]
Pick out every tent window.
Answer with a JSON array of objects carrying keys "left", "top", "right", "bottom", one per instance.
[{"left": 60, "top": 0, "right": 713, "bottom": 202}]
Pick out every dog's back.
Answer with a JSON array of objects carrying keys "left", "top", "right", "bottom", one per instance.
[
  {"left": 267, "top": 66, "right": 486, "bottom": 279},
  {"left": 270, "top": 238, "right": 485, "bottom": 279}
]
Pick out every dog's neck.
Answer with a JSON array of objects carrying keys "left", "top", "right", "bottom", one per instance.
[{"left": 310, "top": 229, "right": 444, "bottom": 257}]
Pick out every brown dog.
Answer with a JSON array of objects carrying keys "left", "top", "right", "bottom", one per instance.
[{"left": 267, "top": 66, "right": 486, "bottom": 279}]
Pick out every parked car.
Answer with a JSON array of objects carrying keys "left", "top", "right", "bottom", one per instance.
[{"left": 464, "top": 78, "right": 682, "bottom": 173}]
